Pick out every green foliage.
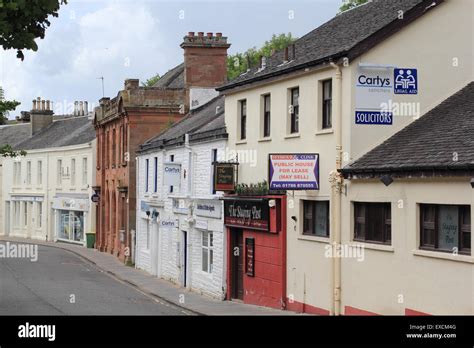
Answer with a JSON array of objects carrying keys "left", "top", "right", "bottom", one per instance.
[
  {"left": 339, "top": 0, "right": 369, "bottom": 13},
  {"left": 142, "top": 73, "right": 161, "bottom": 87},
  {"left": 235, "top": 181, "right": 269, "bottom": 196},
  {"left": 0, "top": 0, "right": 68, "bottom": 60},
  {"left": 227, "top": 33, "right": 296, "bottom": 81},
  {"left": 0, "top": 86, "right": 20, "bottom": 125},
  {"left": 0, "top": 144, "right": 26, "bottom": 158}
]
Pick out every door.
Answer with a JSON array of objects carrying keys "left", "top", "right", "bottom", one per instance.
[
  {"left": 150, "top": 222, "right": 160, "bottom": 277},
  {"left": 231, "top": 229, "right": 244, "bottom": 300},
  {"left": 181, "top": 230, "right": 188, "bottom": 287},
  {"left": 5, "top": 202, "right": 10, "bottom": 237}
]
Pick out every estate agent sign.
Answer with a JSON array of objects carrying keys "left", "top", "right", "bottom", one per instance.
[{"left": 269, "top": 154, "right": 319, "bottom": 190}]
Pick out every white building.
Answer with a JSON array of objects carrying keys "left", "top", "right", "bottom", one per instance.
[
  {"left": 135, "top": 96, "right": 228, "bottom": 299},
  {"left": 1, "top": 98, "right": 96, "bottom": 246}
]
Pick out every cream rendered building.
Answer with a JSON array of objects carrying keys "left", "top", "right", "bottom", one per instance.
[
  {"left": 217, "top": 0, "right": 473, "bottom": 314},
  {"left": 1, "top": 100, "right": 96, "bottom": 246}
]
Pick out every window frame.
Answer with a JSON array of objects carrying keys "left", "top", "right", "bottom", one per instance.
[
  {"left": 37, "top": 160, "right": 42, "bottom": 186},
  {"left": 290, "top": 87, "right": 300, "bottom": 134},
  {"left": 263, "top": 94, "right": 271, "bottom": 138},
  {"left": 201, "top": 231, "right": 214, "bottom": 273},
  {"left": 302, "top": 200, "right": 330, "bottom": 237},
  {"left": 420, "top": 204, "right": 471, "bottom": 255},
  {"left": 353, "top": 202, "right": 392, "bottom": 245},
  {"left": 239, "top": 99, "right": 247, "bottom": 140},
  {"left": 145, "top": 159, "right": 149, "bottom": 193},
  {"left": 322, "top": 79, "right": 333, "bottom": 129}
]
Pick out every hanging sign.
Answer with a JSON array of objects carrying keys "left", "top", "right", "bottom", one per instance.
[{"left": 214, "top": 163, "right": 236, "bottom": 191}]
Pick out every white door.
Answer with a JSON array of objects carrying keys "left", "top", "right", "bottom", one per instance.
[{"left": 150, "top": 222, "right": 161, "bottom": 277}]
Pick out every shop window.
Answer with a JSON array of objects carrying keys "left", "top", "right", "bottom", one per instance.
[
  {"left": 58, "top": 210, "right": 84, "bottom": 242},
  {"left": 202, "top": 231, "right": 214, "bottom": 273},
  {"left": 289, "top": 87, "right": 299, "bottom": 134},
  {"left": 303, "top": 200, "right": 330, "bottom": 237},
  {"left": 420, "top": 204, "right": 471, "bottom": 255},
  {"left": 354, "top": 202, "right": 391, "bottom": 245}
]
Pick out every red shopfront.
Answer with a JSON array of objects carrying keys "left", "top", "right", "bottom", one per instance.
[{"left": 224, "top": 195, "right": 287, "bottom": 310}]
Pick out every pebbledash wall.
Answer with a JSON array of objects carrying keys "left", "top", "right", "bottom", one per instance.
[
  {"left": 135, "top": 137, "right": 228, "bottom": 299},
  {"left": 218, "top": 0, "right": 473, "bottom": 314}
]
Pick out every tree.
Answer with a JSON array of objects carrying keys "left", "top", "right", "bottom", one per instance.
[
  {"left": 141, "top": 74, "right": 161, "bottom": 87},
  {"left": 339, "top": 0, "right": 369, "bottom": 13},
  {"left": 227, "top": 33, "right": 296, "bottom": 81},
  {"left": 0, "top": 0, "right": 68, "bottom": 60},
  {"left": 0, "top": 87, "right": 20, "bottom": 125}
]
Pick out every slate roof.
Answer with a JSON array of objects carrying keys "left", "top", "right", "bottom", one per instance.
[
  {"left": 139, "top": 95, "right": 226, "bottom": 153},
  {"left": 0, "top": 123, "right": 31, "bottom": 147},
  {"left": 341, "top": 81, "right": 474, "bottom": 177},
  {"left": 218, "top": 0, "right": 440, "bottom": 91},
  {"left": 14, "top": 116, "right": 96, "bottom": 151},
  {"left": 153, "top": 63, "right": 185, "bottom": 89}
]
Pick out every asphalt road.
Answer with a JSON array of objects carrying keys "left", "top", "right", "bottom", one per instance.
[{"left": 0, "top": 244, "right": 191, "bottom": 315}]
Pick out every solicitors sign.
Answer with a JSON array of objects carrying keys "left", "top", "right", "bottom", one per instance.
[
  {"left": 355, "top": 66, "right": 419, "bottom": 125},
  {"left": 269, "top": 154, "right": 319, "bottom": 190}
]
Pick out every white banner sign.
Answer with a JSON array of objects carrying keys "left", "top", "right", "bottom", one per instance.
[{"left": 163, "top": 163, "right": 181, "bottom": 187}]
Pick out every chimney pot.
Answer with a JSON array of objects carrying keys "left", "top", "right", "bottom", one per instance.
[
  {"left": 41, "top": 100, "right": 46, "bottom": 111},
  {"left": 216, "top": 32, "right": 222, "bottom": 38},
  {"left": 188, "top": 31, "right": 195, "bottom": 37},
  {"left": 291, "top": 44, "right": 296, "bottom": 60},
  {"left": 74, "top": 101, "right": 79, "bottom": 115},
  {"left": 80, "top": 101, "right": 84, "bottom": 116},
  {"left": 198, "top": 32, "right": 204, "bottom": 37},
  {"left": 84, "top": 101, "right": 89, "bottom": 115},
  {"left": 46, "top": 100, "right": 50, "bottom": 111},
  {"left": 284, "top": 47, "right": 289, "bottom": 62},
  {"left": 207, "top": 32, "right": 213, "bottom": 38},
  {"left": 32, "top": 100, "right": 37, "bottom": 111}
]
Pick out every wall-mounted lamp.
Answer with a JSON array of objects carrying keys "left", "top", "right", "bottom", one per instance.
[
  {"left": 146, "top": 210, "right": 151, "bottom": 217},
  {"left": 470, "top": 178, "right": 474, "bottom": 189},
  {"left": 291, "top": 216, "right": 297, "bottom": 223},
  {"left": 380, "top": 174, "right": 394, "bottom": 187}
]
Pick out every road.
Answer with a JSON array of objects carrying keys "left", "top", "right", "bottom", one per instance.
[{"left": 0, "top": 244, "right": 191, "bottom": 315}]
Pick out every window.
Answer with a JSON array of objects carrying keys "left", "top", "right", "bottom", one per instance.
[
  {"left": 169, "top": 155, "right": 174, "bottom": 193},
  {"left": 354, "top": 202, "right": 391, "bottom": 245},
  {"left": 322, "top": 79, "right": 332, "bottom": 129},
  {"left": 211, "top": 149, "right": 218, "bottom": 194},
  {"left": 202, "top": 231, "right": 214, "bottom": 273},
  {"left": 153, "top": 157, "right": 158, "bottom": 193},
  {"left": 26, "top": 161, "right": 31, "bottom": 185},
  {"left": 14, "top": 162, "right": 21, "bottom": 186},
  {"left": 23, "top": 202, "right": 28, "bottom": 227},
  {"left": 145, "top": 159, "right": 149, "bottom": 193},
  {"left": 303, "top": 200, "right": 330, "bottom": 237},
  {"left": 239, "top": 100, "right": 247, "bottom": 140},
  {"left": 105, "top": 130, "right": 109, "bottom": 168},
  {"left": 37, "top": 202, "right": 42, "bottom": 228},
  {"left": 420, "top": 204, "right": 471, "bottom": 255},
  {"left": 82, "top": 158, "right": 88, "bottom": 186},
  {"left": 290, "top": 87, "right": 299, "bottom": 134},
  {"left": 122, "top": 124, "right": 128, "bottom": 164},
  {"left": 57, "top": 159, "right": 62, "bottom": 186},
  {"left": 112, "top": 128, "right": 116, "bottom": 167},
  {"left": 71, "top": 158, "right": 76, "bottom": 186},
  {"left": 37, "top": 160, "right": 42, "bottom": 186},
  {"left": 263, "top": 94, "right": 271, "bottom": 138},
  {"left": 119, "top": 125, "right": 123, "bottom": 166}
]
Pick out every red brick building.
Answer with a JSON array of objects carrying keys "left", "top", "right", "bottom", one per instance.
[{"left": 93, "top": 32, "right": 230, "bottom": 262}]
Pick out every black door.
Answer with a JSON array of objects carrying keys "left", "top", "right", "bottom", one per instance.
[{"left": 231, "top": 229, "right": 244, "bottom": 300}]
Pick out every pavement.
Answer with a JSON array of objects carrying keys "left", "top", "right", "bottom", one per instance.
[{"left": 0, "top": 236, "right": 300, "bottom": 315}]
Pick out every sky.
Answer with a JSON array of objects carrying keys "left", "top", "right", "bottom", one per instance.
[{"left": 0, "top": 0, "right": 341, "bottom": 117}]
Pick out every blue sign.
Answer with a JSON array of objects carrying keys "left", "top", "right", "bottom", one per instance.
[
  {"left": 269, "top": 154, "right": 319, "bottom": 191},
  {"left": 394, "top": 68, "right": 418, "bottom": 94},
  {"left": 355, "top": 111, "right": 393, "bottom": 125}
]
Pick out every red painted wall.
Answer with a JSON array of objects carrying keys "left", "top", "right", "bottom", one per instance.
[{"left": 226, "top": 195, "right": 287, "bottom": 310}]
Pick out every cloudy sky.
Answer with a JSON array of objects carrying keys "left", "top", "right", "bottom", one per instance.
[{"left": 0, "top": 0, "right": 340, "bottom": 117}]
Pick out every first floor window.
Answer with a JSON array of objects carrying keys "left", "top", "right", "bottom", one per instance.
[
  {"left": 303, "top": 200, "right": 330, "bottom": 237},
  {"left": 82, "top": 157, "right": 88, "bottom": 186},
  {"left": 145, "top": 159, "right": 149, "bottom": 192},
  {"left": 239, "top": 100, "right": 247, "bottom": 140},
  {"left": 420, "top": 204, "right": 471, "bottom": 255},
  {"left": 37, "top": 160, "right": 43, "bottom": 186},
  {"left": 322, "top": 79, "right": 332, "bottom": 129},
  {"left": 290, "top": 87, "right": 299, "bottom": 134},
  {"left": 354, "top": 202, "right": 391, "bottom": 245},
  {"left": 202, "top": 231, "right": 214, "bottom": 273},
  {"left": 26, "top": 161, "right": 31, "bottom": 185}
]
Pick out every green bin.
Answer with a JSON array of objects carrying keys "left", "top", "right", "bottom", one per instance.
[{"left": 86, "top": 233, "right": 96, "bottom": 248}]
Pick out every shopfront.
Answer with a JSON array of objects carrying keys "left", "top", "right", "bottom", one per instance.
[
  {"left": 224, "top": 195, "right": 287, "bottom": 310},
  {"left": 53, "top": 194, "right": 90, "bottom": 246}
]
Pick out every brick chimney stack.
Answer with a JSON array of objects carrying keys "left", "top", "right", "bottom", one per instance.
[
  {"left": 30, "top": 97, "right": 54, "bottom": 136},
  {"left": 180, "top": 31, "right": 231, "bottom": 89}
]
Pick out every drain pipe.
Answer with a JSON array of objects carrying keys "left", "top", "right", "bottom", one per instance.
[{"left": 329, "top": 61, "right": 343, "bottom": 316}]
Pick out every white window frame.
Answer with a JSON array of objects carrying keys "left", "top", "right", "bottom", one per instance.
[
  {"left": 71, "top": 158, "right": 76, "bottom": 187},
  {"left": 82, "top": 157, "right": 88, "bottom": 187},
  {"left": 201, "top": 231, "right": 214, "bottom": 273},
  {"left": 37, "top": 160, "right": 42, "bottom": 186}
]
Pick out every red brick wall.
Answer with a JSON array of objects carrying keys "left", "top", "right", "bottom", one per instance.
[{"left": 184, "top": 47, "right": 228, "bottom": 88}]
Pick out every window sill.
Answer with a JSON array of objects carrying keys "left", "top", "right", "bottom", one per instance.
[
  {"left": 285, "top": 133, "right": 300, "bottom": 139},
  {"left": 349, "top": 241, "right": 394, "bottom": 252},
  {"left": 298, "top": 235, "right": 330, "bottom": 243},
  {"left": 413, "top": 249, "right": 474, "bottom": 263},
  {"left": 315, "top": 128, "right": 334, "bottom": 136},
  {"left": 258, "top": 137, "right": 272, "bottom": 143},
  {"left": 235, "top": 140, "right": 247, "bottom": 145}
]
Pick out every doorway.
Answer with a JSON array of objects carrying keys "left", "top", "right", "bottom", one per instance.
[
  {"left": 231, "top": 229, "right": 244, "bottom": 300},
  {"left": 181, "top": 230, "right": 188, "bottom": 287},
  {"left": 151, "top": 222, "right": 161, "bottom": 277}
]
